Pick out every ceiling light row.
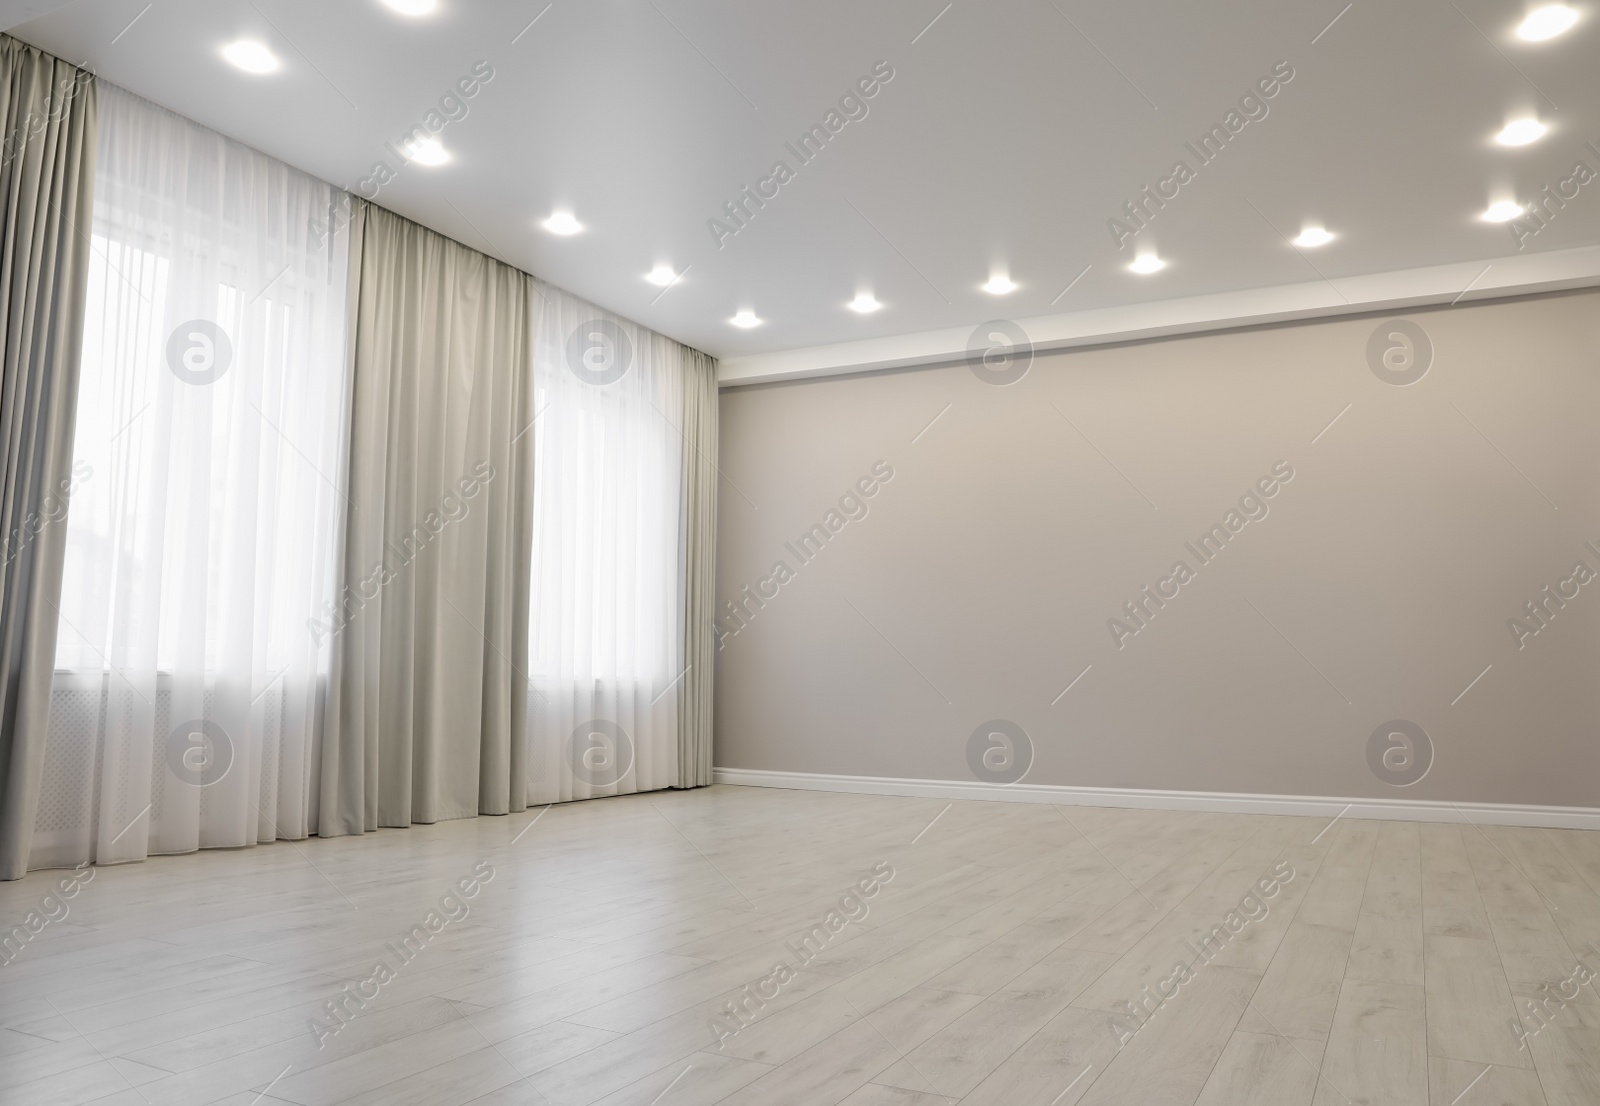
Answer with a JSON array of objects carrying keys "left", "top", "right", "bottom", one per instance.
[
  {"left": 639, "top": 233, "right": 1344, "bottom": 330},
  {"left": 222, "top": 3, "right": 1580, "bottom": 334},
  {"left": 1473, "top": 7, "right": 1576, "bottom": 221},
  {"left": 218, "top": 1, "right": 438, "bottom": 72},
  {"left": 224, "top": 2, "right": 1578, "bottom": 75},
  {"left": 1476, "top": 10, "right": 1567, "bottom": 219}
]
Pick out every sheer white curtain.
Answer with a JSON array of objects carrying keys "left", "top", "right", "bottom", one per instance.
[
  {"left": 32, "top": 84, "right": 351, "bottom": 867},
  {"left": 528, "top": 282, "right": 688, "bottom": 803}
]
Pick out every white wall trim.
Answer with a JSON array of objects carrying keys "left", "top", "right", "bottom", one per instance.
[
  {"left": 716, "top": 243, "right": 1600, "bottom": 387},
  {"left": 712, "top": 767, "right": 1600, "bottom": 831}
]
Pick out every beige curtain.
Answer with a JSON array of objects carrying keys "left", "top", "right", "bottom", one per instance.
[
  {"left": 0, "top": 39, "right": 95, "bottom": 881},
  {"left": 678, "top": 349, "right": 717, "bottom": 787},
  {"left": 318, "top": 203, "right": 535, "bottom": 836}
]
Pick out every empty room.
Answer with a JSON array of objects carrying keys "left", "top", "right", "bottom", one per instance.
[{"left": 1, "top": 1, "right": 1598, "bottom": 1104}]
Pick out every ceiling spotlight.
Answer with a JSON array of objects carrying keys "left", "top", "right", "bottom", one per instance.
[
  {"left": 221, "top": 40, "right": 279, "bottom": 74},
  {"left": 381, "top": 0, "right": 439, "bottom": 14},
  {"left": 1516, "top": 4, "right": 1579, "bottom": 40},
  {"left": 1481, "top": 200, "right": 1526, "bottom": 222},
  {"left": 403, "top": 136, "right": 449, "bottom": 166},
  {"left": 1292, "top": 226, "right": 1335, "bottom": 248},
  {"left": 1127, "top": 253, "right": 1166, "bottom": 274},
  {"left": 982, "top": 275, "right": 1017, "bottom": 295},
  {"left": 645, "top": 264, "right": 677, "bottom": 287},
  {"left": 848, "top": 293, "right": 882, "bottom": 313},
  {"left": 730, "top": 309, "right": 762, "bottom": 328},
  {"left": 541, "top": 211, "right": 583, "bottom": 236},
  {"left": 1495, "top": 118, "right": 1548, "bottom": 146}
]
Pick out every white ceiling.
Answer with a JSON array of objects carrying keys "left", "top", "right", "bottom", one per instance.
[{"left": 13, "top": 0, "right": 1600, "bottom": 366}]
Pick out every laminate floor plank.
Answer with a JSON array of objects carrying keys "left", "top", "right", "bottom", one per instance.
[
  {"left": 0, "top": 786, "right": 1594, "bottom": 1106},
  {"left": 1424, "top": 934, "right": 1531, "bottom": 1069},
  {"left": 1193, "top": 1030, "right": 1324, "bottom": 1106},
  {"left": 1313, "top": 978, "right": 1428, "bottom": 1106}
]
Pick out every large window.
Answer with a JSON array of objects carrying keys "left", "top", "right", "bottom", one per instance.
[
  {"left": 526, "top": 290, "right": 687, "bottom": 802},
  {"left": 33, "top": 83, "right": 350, "bottom": 868},
  {"left": 528, "top": 382, "right": 681, "bottom": 681},
  {"left": 57, "top": 242, "right": 334, "bottom": 674}
]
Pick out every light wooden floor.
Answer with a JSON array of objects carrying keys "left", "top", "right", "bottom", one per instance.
[{"left": 3, "top": 785, "right": 1599, "bottom": 1106}]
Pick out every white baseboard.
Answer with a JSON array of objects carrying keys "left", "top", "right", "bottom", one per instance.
[{"left": 712, "top": 767, "right": 1600, "bottom": 831}]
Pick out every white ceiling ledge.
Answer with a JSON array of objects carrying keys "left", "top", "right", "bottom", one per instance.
[{"left": 717, "top": 244, "right": 1600, "bottom": 388}]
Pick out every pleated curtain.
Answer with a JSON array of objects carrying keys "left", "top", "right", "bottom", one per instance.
[
  {"left": 677, "top": 347, "right": 717, "bottom": 789},
  {"left": 318, "top": 202, "right": 534, "bottom": 836},
  {"left": 0, "top": 38, "right": 95, "bottom": 881}
]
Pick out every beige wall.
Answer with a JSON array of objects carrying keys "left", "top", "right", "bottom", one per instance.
[{"left": 713, "top": 290, "right": 1600, "bottom": 808}]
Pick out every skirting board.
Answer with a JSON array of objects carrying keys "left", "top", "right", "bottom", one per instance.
[{"left": 712, "top": 767, "right": 1600, "bottom": 831}]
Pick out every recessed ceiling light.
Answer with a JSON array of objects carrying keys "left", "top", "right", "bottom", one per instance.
[
  {"left": 221, "top": 40, "right": 279, "bottom": 74},
  {"left": 982, "top": 275, "right": 1017, "bottom": 295},
  {"left": 381, "top": 0, "right": 438, "bottom": 15},
  {"left": 542, "top": 211, "right": 583, "bottom": 235},
  {"left": 645, "top": 264, "right": 677, "bottom": 287},
  {"left": 403, "top": 136, "right": 449, "bottom": 166},
  {"left": 848, "top": 293, "right": 882, "bottom": 313},
  {"left": 1481, "top": 200, "right": 1526, "bottom": 222},
  {"left": 1495, "top": 118, "right": 1548, "bottom": 146},
  {"left": 1516, "top": 4, "right": 1579, "bottom": 40},
  {"left": 1292, "top": 226, "right": 1335, "bottom": 248},
  {"left": 730, "top": 309, "right": 761, "bottom": 328},
  {"left": 1127, "top": 253, "right": 1166, "bottom": 274}
]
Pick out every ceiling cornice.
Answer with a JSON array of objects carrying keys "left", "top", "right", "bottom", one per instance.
[{"left": 717, "top": 244, "right": 1600, "bottom": 387}]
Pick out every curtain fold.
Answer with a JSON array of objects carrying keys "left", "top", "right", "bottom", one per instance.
[
  {"left": 30, "top": 82, "right": 352, "bottom": 873},
  {"left": 0, "top": 38, "right": 95, "bottom": 881},
  {"left": 319, "top": 203, "right": 533, "bottom": 836},
  {"left": 677, "top": 348, "right": 717, "bottom": 789}
]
